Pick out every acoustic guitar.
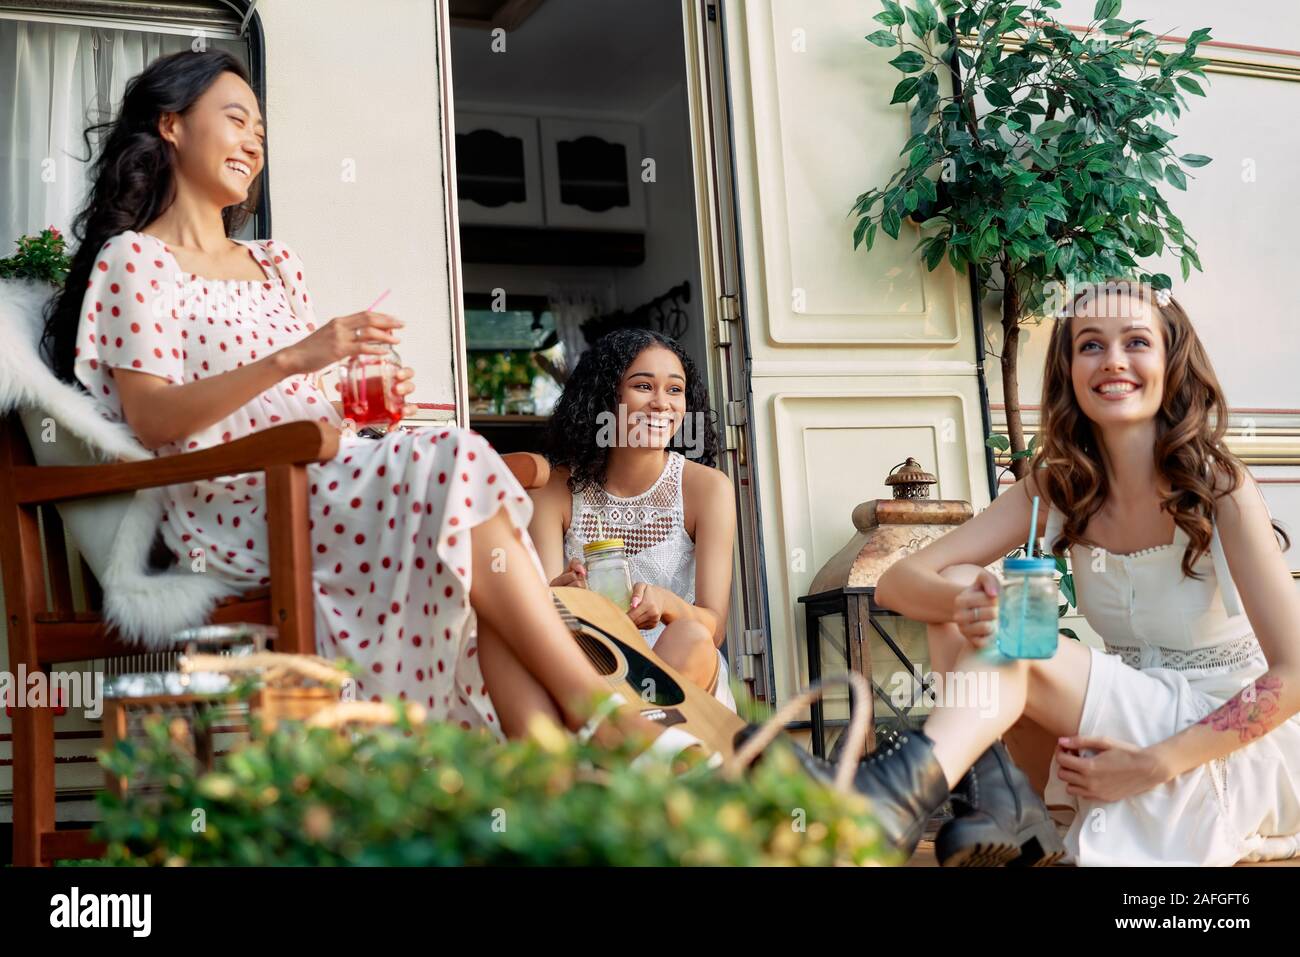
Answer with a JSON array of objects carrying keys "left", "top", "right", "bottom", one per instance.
[{"left": 551, "top": 586, "right": 747, "bottom": 759}]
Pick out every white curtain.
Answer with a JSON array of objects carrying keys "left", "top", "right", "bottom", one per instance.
[
  {"left": 545, "top": 284, "right": 608, "bottom": 377},
  {"left": 0, "top": 20, "right": 242, "bottom": 250}
]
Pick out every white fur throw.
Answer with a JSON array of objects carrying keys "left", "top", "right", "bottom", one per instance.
[{"left": 0, "top": 278, "right": 243, "bottom": 648}]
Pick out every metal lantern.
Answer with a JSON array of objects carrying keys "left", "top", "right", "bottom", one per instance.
[{"left": 797, "top": 459, "right": 972, "bottom": 759}]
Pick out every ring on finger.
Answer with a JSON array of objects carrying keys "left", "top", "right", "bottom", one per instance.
[{"left": 354, "top": 327, "right": 365, "bottom": 340}]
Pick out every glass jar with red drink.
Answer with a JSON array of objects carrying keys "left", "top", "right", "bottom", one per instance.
[{"left": 342, "top": 343, "right": 404, "bottom": 429}]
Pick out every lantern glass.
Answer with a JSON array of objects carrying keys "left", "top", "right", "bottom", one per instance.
[{"left": 872, "top": 613, "right": 934, "bottom": 721}]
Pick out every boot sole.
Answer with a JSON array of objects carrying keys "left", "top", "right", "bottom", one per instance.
[
  {"left": 935, "top": 819, "right": 1022, "bottom": 867},
  {"left": 937, "top": 840, "right": 1022, "bottom": 867},
  {"left": 1008, "top": 818, "right": 1068, "bottom": 868}
]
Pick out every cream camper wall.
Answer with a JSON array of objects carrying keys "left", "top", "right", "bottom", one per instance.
[{"left": 259, "top": 0, "right": 463, "bottom": 422}]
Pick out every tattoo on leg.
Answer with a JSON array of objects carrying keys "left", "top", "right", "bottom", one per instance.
[{"left": 1196, "top": 676, "right": 1284, "bottom": 743}]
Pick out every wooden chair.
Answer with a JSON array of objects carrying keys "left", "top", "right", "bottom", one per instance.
[{"left": 0, "top": 412, "right": 549, "bottom": 866}]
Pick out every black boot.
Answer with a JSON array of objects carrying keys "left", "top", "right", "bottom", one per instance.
[
  {"left": 734, "top": 726, "right": 949, "bottom": 863},
  {"left": 934, "top": 740, "right": 1066, "bottom": 867}
]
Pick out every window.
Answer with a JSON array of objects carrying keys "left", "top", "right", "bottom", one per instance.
[{"left": 0, "top": 0, "right": 265, "bottom": 247}]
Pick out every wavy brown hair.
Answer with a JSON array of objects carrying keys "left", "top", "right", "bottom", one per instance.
[{"left": 1033, "top": 280, "right": 1288, "bottom": 579}]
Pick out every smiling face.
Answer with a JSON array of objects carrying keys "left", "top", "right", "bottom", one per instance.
[
  {"left": 1069, "top": 289, "right": 1167, "bottom": 428},
  {"left": 159, "top": 70, "right": 265, "bottom": 209},
  {"left": 615, "top": 345, "right": 688, "bottom": 449}
]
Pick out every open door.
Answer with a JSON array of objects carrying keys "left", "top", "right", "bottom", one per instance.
[{"left": 439, "top": 0, "right": 775, "bottom": 702}]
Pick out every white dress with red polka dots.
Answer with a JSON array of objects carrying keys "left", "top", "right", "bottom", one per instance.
[{"left": 73, "top": 230, "right": 541, "bottom": 735}]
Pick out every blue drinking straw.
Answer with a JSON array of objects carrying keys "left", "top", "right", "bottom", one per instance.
[{"left": 1027, "top": 495, "right": 1041, "bottom": 558}]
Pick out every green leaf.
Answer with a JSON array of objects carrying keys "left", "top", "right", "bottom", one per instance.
[
  {"left": 865, "top": 30, "right": 899, "bottom": 47},
  {"left": 985, "top": 82, "right": 1014, "bottom": 107},
  {"left": 1093, "top": 0, "right": 1122, "bottom": 23},
  {"left": 890, "top": 76, "right": 921, "bottom": 103},
  {"left": 924, "top": 237, "right": 947, "bottom": 270},
  {"left": 1164, "top": 164, "right": 1187, "bottom": 190},
  {"left": 890, "top": 51, "right": 927, "bottom": 73},
  {"left": 1176, "top": 76, "right": 1206, "bottom": 96},
  {"left": 1179, "top": 153, "right": 1212, "bottom": 167},
  {"left": 882, "top": 208, "right": 903, "bottom": 239},
  {"left": 905, "top": 4, "right": 934, "bottom": 39},
  {"left": 853, "top": 217, "right": 871, "bottom": 250},
  {"left": 875, "top": 0, "right": 905, "bottom": 27},
  {"left": 1059, "top": 627, "right": 1080, "bottom": 641},
  {"left": 985, "top": 434, "right": 1011, "bottom": 452},
  {"left": 1060, "top": 573, "right": 1076, "bottom": 607}
]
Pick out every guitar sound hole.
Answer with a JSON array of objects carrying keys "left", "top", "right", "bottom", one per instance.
[{"left": 576, "top": 634, "right": 618, "bottom": 676}]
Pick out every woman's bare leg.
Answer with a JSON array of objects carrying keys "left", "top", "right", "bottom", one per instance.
[
  {"left": 920, "top": 563, "right": 1093, "bottom": 790},
  {"left": 476, "top": 620, "right": 565, "bottom": 738},
  {"left": 468, "top": 506, "right": 659, "bottom": 747},
  {"left": 653, "top": 619, "right": 719, "bottom": 691}
]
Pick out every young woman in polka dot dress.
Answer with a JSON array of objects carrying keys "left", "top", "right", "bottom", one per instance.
[{"left": 41, "top": 50, "right": 680, "bottom": 756}]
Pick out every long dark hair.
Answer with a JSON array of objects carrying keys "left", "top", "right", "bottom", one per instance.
[
  {"left": 546, "top": 328, "right": 719, "bottom": 492},
  {"left": 42, "top": 50, "right": 260, "bottom": 383},
  {"left": 1035, "top": 280, "right": 1289, "bottom": 577}
]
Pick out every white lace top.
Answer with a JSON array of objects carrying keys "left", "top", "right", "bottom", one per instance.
[
  {"left": 1042, "top": 503, "right": 1265, "bottom": 685},
  {"left": 563, "top": 451, "right": 695, "bottom": 645}
]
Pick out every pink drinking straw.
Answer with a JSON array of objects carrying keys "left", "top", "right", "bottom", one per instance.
[{"left": 365, "top": 289, "right": 391, "bottom": 312}]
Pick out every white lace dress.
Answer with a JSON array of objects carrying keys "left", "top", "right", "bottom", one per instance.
[
  {"left": 563, "top": 452, "right": 736, "bottom": 711},
  {"left": 1040, "top": 503, "right": 1300, "bottom": 865}
]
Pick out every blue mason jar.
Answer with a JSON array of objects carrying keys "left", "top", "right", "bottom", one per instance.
[{"left": 996, "top": 557, "right": 1059, "bottom": 659}]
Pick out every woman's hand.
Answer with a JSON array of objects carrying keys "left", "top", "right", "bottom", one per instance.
[
  {"left": 1054, "top": 735, "right": 1169, "bottom": 802},
  {"left": 628, "top": 583, "right": 666, "bottom": 630},
  {"left": 952, "top": 569, "right": 1001, "bottom": 648},
  {"left": 279, "top": 310, "right": 403, "bottom": 376},
  {"left": 549, "top": 558, "right": 588, "bottom": 588}
]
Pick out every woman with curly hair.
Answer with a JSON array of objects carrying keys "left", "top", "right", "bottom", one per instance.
[
  {"left": 39, "top": 49, "right": 692, "bottom": 763},
  {"left": 530, "top": 328, "right": 738, "bottom": 710},
  {"left": 871, "top": 280, "right": 1300, "bottom": 866}
]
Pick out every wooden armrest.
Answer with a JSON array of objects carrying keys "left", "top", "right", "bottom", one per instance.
[
  {"left": 502, "top": 452, "right": 549, "bottom": 491},
  {"left": 13, "top": 421, "right": 340, "bottom": 505}
]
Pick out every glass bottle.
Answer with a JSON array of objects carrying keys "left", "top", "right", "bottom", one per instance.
[{"left": 583, "top": 539, "right": 633, "bottom": 612}]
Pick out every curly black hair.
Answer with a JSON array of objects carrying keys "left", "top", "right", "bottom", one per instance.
[
  {"left": 546, "top": 328, "right": 719, "bottom": 492},
  {"left": 43, "top": 50, "right": 260, "bottom": 384}
]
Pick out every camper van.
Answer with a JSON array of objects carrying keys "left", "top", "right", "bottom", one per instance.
[{"left": 2, "top": 0, "right": 1297, "bottom": 830}]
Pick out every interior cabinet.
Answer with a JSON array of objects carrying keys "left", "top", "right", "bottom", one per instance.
[
  {"left": 455, "top": 112, "right": 544, "bottom": 226},
  {"left": 539, "top": 117, "right": 646, "bottom": 230}
]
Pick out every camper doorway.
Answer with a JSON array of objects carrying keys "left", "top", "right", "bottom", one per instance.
[{"left": 443, "top": 0, "right": 774, "bottom": 701}]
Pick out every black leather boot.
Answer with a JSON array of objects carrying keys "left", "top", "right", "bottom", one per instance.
[
  {"left": 734, "top": 726, "right": 950, "bottom": 863},
  {"left": 934, "top": 739, "right": 1066, "bottom": 867}
]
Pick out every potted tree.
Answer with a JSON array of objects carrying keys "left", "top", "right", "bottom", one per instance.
[{"left": 853, "top": 0, "right": 1212, "bottom": 479}]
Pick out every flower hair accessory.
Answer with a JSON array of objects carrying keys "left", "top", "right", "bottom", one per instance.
[{"left": 1154, "top": 287, "right": 1172, "bottom": 307}]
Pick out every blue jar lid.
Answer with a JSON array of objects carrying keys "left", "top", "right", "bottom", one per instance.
[{"left": 1004, "top": 557, "right": 1056, "bottom": 574}]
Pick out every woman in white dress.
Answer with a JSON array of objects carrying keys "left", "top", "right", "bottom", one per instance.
[
  {"left": 529, "top": 329, "right": 738, "bottom": 711},
  {"left": 874, "top": 280, "right": 1300, "bottom": 866}
]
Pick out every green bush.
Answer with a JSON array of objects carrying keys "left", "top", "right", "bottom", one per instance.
[
  {"left": 0, "top": 227, "right": 70, "bottom": 285},
  {"left": 96, "top": 705, "right": 893, "bottom": 866}
]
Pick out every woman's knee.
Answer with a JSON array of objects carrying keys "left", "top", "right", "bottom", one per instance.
[{"left": 659, "top": 620, "right": 717, "bottom": 670}]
